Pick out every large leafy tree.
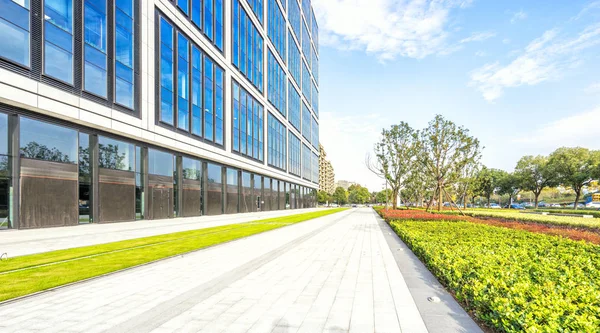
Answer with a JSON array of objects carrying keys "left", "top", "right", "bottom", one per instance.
[
  {"left": 514, "top": 155, "right": 558, "bottom": 208},
  {"left": 375, "top": 189, "right": 392, "bottom": 204},
  {"left": 367, "top": 122, "right": 417, "bottom": 209},
  {"left": 317, "top": 190, "right": 329, "bottom": 204},
  {"left": 332, "top": 187, "right": 348, "bottom": 205},
  {"left": 349, "top": 185, "right": 371, "bottom": 204},
  {"left": 418, "top": 115, "right": 481, "bottom": 211},
  {"left": 497, "top": 171, "right": 520, "bottom": 206},
  {"left": 549, "top": 147, "right": 600, "bottom": 209},
  {"left": 474, "top": 167, "right": 505, "bottom": 207}
]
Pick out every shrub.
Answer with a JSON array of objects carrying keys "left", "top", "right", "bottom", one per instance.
[{"left": 391, "top": 221, "right": 600, "bottom": 332}]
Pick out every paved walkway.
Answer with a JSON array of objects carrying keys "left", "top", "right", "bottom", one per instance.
[
  {"left": 0, "top": 208, "right": 320, "bottom": 257},
  {"left": 0, "top": 208, "right": 480, "bottom": 332}
]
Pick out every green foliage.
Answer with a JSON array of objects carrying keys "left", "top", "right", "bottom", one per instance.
[
  {"left": 497, "top": 171, "right": 520, "bottom": 204},
  {"left": 375, "top": 189, "right": 393, "bottom": 204},
  {"left": 348, "top": 185, "right": 370, "bottom": 204},
  {"left": 514, "top": 155, "right": 558, "bottom": 208},
  {"left": 391, "top": 221, "right": 600, "bottom": 332},
  {"left": 549, "top": 147, "right": 600, "bottom": 208},
  {"left": 0, "top": 208, "right": 348, "bottom": 302},
  {"left": 317, "top": 190, "right": 329, "bottom": 204},
  {"left": 333, "top": 186, "right": 348, "bottom": 205}
]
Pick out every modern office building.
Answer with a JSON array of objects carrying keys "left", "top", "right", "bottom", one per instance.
[
  {"left": 318, "top": 144, "right": 334, "bottom": 195},
  {"left": 0, "top": 0, "right": 320, "bottom": 229}
]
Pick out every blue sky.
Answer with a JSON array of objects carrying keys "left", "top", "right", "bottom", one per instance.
[{"left": 313, "top": 0, "right": 600, "bottom": 191}]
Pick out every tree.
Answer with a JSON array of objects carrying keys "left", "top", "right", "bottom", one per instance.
[
  {"left": 375, "top": 189, "right": 392, "bottom": 204},
  {"left": 332, "top": 187, "right": 348, "bottom": 205},
  {"left": 349, "top": 186, "right": 370, "bottom": 204},
  {"left": 549, "top": 147, "right": 600, "bottom": 209},
  {"left": 456, "top": 163, "right": 479, "bottom": 209},
  {"left": 474, "top": 167, "right": 504, "bottom": 207},
  {"left": 317, "top": 190, "right": 329, "bottom": 204},
  {"left": 20, "top": 141, "right": 73, "bottom": 163},
  {"left": 366, "top": 122, "right": 417, "bottom": 209},
  {"left": 497, "top": 172, "right": 520, "bottom": 206},
  {"left": 418, "top": 115, "right": 482, "bottom": 211},
  {"left": 514, "top": 155, "right": 558, "bottom": 208}
]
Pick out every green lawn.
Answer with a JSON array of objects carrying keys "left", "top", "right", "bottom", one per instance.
[{"left": 0, "top": 208, "right": 347, "bottom": 302}]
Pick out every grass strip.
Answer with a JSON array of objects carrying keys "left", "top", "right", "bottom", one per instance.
[{"left": 0, "top": 208, "right": 347, "bottom": 302}]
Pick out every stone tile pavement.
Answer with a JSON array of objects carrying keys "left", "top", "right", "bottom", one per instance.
[{"left": 0, "top": 208, "right": 479, "bottom": 332}]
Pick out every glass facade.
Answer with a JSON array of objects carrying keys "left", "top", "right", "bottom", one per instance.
[
  {"left": 311, "top": 43, "right": 318, "bottom": 85},
  {"left": 312, "top": 77, "right": 318, "bottom": 116},
  {"left": 267, "top": 0, "right": 285, "bottom": 59},
  {"left": 312, "top": 151, "right": 318, "bottom": 183},
  {"left": 288, "top": 132, "right": 301, "bottom": 177},
  {"left": 44, "top": 0, "right": 74, "bottom": 84},
  {"left": 20, "top": 117, "right": 77, "bottom": 163},
  {"left": 311, "top": 8, "right": 318, "bottom": 49},
  {"left": 311, "top": 116, "right": 318, "bottom": 149},
  {"left": 206, "top": 163, "right": 222, "bottom": 215},
  {"left": 232, "top": 80, "right": 264, "bottom": 162},
  {"left": 115, "top": 0, "right": 135, "bottom": 108},
  {"left": 302, "top": 102, "right": 310, "bottom": 141},
  {"left": 267, "top": 50, "right": 286, "bottom": 116},
  {"left": 176, "top": 0, "right": 224, "bottom": 50},
  {"left": 288, "top": 0, "right": 300, "bottom": 40},
  {"left": 301, "top": 19, "right": 310, "bottom": 63},
  {"left": 0, "top": 0, "right": 30, "bottom": 67},
  {"left": 302, "top": 143, "right": 310, "bottom": 180},
  {"left": 158, "top": 16, "right": 224, "bottom": 145},
  {"left": 232, "top": 0, "right": 264, "bottom": 92},
  {"left": 225, "top": 168, "right": 238, "bottom": 214},
  {"left": 302, "top": 60, "right": 311, "bottom": 103},
  {"left": 288, "top": 82, "right": 301, "bottom": 131},
  {"left": 84, "top": 0, "right": 108, "bottom": 97},
  {"left": 288, "top": 31, "right": 301, "bottom": 86},
  {"left": 98, "top": 136, "right": 134, "bottom": 171},
  {"left": 267, "top": 112, "right": 286, "bottom": 170},
  {"left": 246, "top": 0, "right": 263, "bottom": 23}
]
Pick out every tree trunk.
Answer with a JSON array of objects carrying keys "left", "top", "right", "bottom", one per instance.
[
  {"left": 534, "top": 192, "right": 540, "bottom": 209},
  {"left": 574, "top": 190, "right": 581, "bottom": 210},
  {"left": 392, "top": 188, "right": 399, "bottom": 209},
  {"left": 437, "top": 184, "right": 443, "bottom": 211},
  {"left": 426, "top": 188, "right": 437, "bottom": 212},
  {"left": 487, "top": 195, "right": 491, "bottom": 208}
]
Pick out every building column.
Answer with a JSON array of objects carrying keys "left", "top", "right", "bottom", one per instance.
[{"left": 8, "top": 114, "right": 19, "bottom": 229}]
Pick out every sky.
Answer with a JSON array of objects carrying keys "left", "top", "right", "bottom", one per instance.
[{"left": 312, "top": 0, "right": 600, "bottom": 192}]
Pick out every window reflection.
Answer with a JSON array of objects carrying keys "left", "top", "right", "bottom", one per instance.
[{"left": 20, "top": 117, "right": 77, "bottom": 163}]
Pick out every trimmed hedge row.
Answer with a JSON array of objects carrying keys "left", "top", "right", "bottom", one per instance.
[
  {"left": 533, "top": 208, "right": 600, "bottom": 218},
  {"left": 391, "top": 221, "right": 600, "bottom": 332}
]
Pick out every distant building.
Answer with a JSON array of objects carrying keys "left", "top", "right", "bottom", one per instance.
[
  {"left": 336, "top": 180, "right": 358, "bottom": 191},
  {"left": 319, "top": 144, "right": 335, "bottom": 195}
]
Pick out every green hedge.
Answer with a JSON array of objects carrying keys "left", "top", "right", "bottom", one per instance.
[
  {"left": 391, "top": 221, "right": 600, "bottom": 332},
  {"left": 532, "top": 209, "right": 600, "bottom": 218}
]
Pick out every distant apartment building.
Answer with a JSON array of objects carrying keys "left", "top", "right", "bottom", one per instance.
[
  {"left": 318, "top": 144, "right": 334, "bottom": 194},
  {"left": 335, "top": 180, "right": 357, "bottom": 191},
  {"left": 0, "top": 0, "right": 320, "bottom": 229}
]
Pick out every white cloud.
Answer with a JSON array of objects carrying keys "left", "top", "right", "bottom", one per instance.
[
  {"left": 514, "top": 107, "right": 600, "bottom": 148},
  {"left": 459, "top": 31, "right": 496, "bottom": 43},
  {"left": 312, "top": 0, "right": 472, "bottom": 60},
  {"left": 469, "top": 24, "right": 600, "bottom": 101},
  {"left": 510, "top": 10, "right": 528, "bottom": 23},
  {"left": 319, "top": 111, "right": 388, "bottom": 191},
  {"left": 585, "top": 82, "right": 600, "bottom": 94}
]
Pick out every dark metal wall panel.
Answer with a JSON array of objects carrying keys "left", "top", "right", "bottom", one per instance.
[
  {"left": 148, "top": 174, "right": 174, "bottom": 220},
  {"left": 206, "top": 182, "right": 223, "bottom": 216},
  {"left": 181, "top": 179, "right": 202, "bottom": 217},
  {"left": 225, "top": 184, "right": 238, "bottom": 214},
  {"left": 98, "top": 168, "right": 135, "bottom": 222},
  {"left": 20, "top": 159, "right": 77, "bottom": 228}
]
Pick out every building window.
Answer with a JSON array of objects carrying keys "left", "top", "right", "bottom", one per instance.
[
  {"left": 302, "top": 60, "right": 311, "bottom": 103},
  {"left": 246, "top": 0, "right": 263, "bottom": 23},
  {"left": 288, "top": 0, "right": 300, "bottom": 40},
  {"left": 115, "top": 0, "right": 135, "bottom": 109},
  {"left": 177, "top": 33, "right": 190, "bottom": 131},
  {"left": 311, "top": 116, "right": 318, "bottom": 149},
  {"left": 0, "top": 0, "right": 30, "bottom": 67},
  {"left": 312, "top": 79, "right": 318, "bottom": 117},
  {"left": 159, "top": 17, "right": 174, "bottom": 125},
  {"left": 20, "top": 117, "right": 78, "bottom": 163},
  {"left": 267, "top": 112, "right": 286, "bottom": 170},
  {"left": 267, "top": 50, "right": 286, "bottom": 116},
  {"left": 206, "top": 162, "right": 223, "bottom": 215},
  {"left": 267, "top": 0, "right": 285, "bottom": 59},
  {"left": 288, "top": 81, "right": 300, "bottom": 131},
  {"left": 83, "top": 0, "right": 108, "bottom": 97},
  {"left": 311, "top": 8, "right": 318, "bottom": 50},
  {"left": 288, "top": 131, "right": 300, "bottom": 177},
  {"left": 44, "top": 0, "right": 74, "bottom": 84},
  {"left": 288, "top": 31, "right": 301, "bottom": 86},
  {"left": 0, "top": 113, "right": 10, "bottom": 229},
  {"left": 301, "top": 19, "right": 310, "bottom": 64},
  {"left": 312, "top": 151, "right": 318, "bottom": 183},
  {"left": 98, "top": 136, "right": 134, "bottom": 171},
  {"left": 302, "top": 0, "right": 310, "bottom": 22},
  {"left": 148, "top": 149, "right": 173, "bottom": 176},
  {"left": 232, "top": 80, "right": 264, "bottom": 162},
  {"left": 312, "top": 44, "right": 318, "bottom": 85},
  {"left": 232, "top": 0, "right": 263, "bottom": 92},
  {"left": 157, "top": 13, "right": 224, "bottom": 146},
  {"left": 302, "top": 143, "right": 310, "bottom": 181},
  {"left": 225, "top": 168, "right": 238, "bottom": 214},
  {"left": 302, "top": 101, "right": 310, "bottom": 141}
]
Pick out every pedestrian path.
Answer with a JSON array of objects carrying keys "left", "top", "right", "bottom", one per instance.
[
  {"left": 0, "top": 208, "right": 481, "bottom": 332},
  {"left": 0, "top": 208, "right": 320, "bottom": 257}
]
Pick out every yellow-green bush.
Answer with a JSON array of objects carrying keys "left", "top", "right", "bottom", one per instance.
[{"left": 391, "top": 221, "right": 600, "bottom": 332}]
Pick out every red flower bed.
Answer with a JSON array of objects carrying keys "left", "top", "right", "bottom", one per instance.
[
  {"left": 378, "top": 208, "right": 471, "bottom": 222},
  {"left": 376, "top": 208, "right": 600, "bottom": 245}
]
